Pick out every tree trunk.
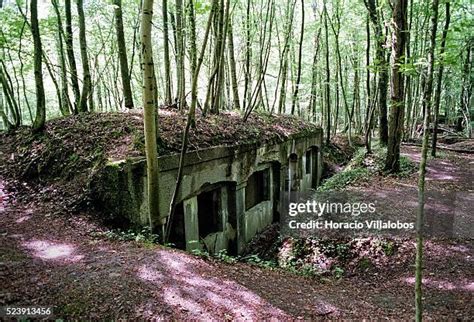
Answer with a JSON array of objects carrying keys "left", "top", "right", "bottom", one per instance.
[
  {"left": 16, "top": 17, "right": 33, "bottom": 123},
  {"left": 352, "top": 55, "right": 361, "bottom": 134},
  {"left": 175, "top": 0, "right": 186, "bottom": 108},
  {"left": 278, "top": 0, "right": 296, "bottom": 114},
  {"left": 431, "top": 2, "right": 450, "bottom": 156},
  {"left": 459, "top": 41, "right": 472, "bottom": 137},
  {"left": 416, "top": 0, "right": 439, "bottom": 320},
  {"left": 31, "top": 0, "right": 45, "bottom": 132},
  {"left": 364, "top": 0, "right": 389, "bottom": 145},
  {"left": 114, "top": 0, "right": 134, "bottom": 108},
  {"left": 141, "top": 0, "right": 160, "bottom": 231},
  {"left": 64, "top": 0, "right": 80, "bottom": 113},
  {"left": 211, "top": 0, "right": 230, "bottom": 114},
  {"left": 227, "top": 20, "right": 240, "bottom": 110},
  {"left": 329, "top": 3, "right": 351, "bottom": 144},
  {"left": 404, "top": 0, "right": 414, "bottom": 138},
  {"left": 186, "top": 0, "right": 197, "bottom": 78},
  {"left": 245, "top": 0, "right": 275, "bottom": 118},
  {"left": 203, "top": 0, "right": 228, "bottom": 115},
  {"left": 77, "top": 0, "right": 92, "bottom": 112},
  {"left": 43, "top": 51, "right": 65, "bottom": 118},
  {"left": 0, "top": 64, "right": 21, "bottom": 128},
  {"left": 291, "top": 0, "right": 304, "bottom": 115},
  {"left": 385, "top": 0, "right": 408, "bottom": 172},
  {"left": 52, "top": 0, "right": 71, "bottom": 116},
  {"left": 308, "top": 8, "right": 322, "bottom": 123},
  {"left": 163, "top": 0, "right": 172, "bottom": 104},
  {"left": 323, "top": 0, "right": 331, "bottom": 145},
  {"left": 365, "top": 15, "right": 372, "bottom": 153},
  {"left": 0, "top": 88, "right": 12, "bottom": 130},
  {"left": 243, "top": 0, "right": 252, "bottom": 111}
]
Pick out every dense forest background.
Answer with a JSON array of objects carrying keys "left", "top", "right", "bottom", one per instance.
[{"left": 1, "top": 0, "right": 472, "bottom": 140}]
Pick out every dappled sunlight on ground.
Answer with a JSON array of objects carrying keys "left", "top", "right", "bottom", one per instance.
[
  {"left": 352, "top": 184, "right": 472, "bottom": 238},
  {"left": 137, "top": 265, "right": 165, "bottom": 283},
  {"left": 22, "top": 239, "right": 84, "bottom": 263},
  {"left": 448, "top": 244, "right": 471, "bottom": 253},
  {"left": 401, "top": 149, "right": 466, "bottom": 182},
  {"left": 0, "top": 181, "right": 8, "bottom": 212},
  {"left": 15, "top": 209, "right": 34, "bottom": 223},
  {"left": 426, "top": 167, "right": 457, "bottom": 181},
  {"left": 402, "top": 276, "right": 474, "bottom": 292},
  {"left": 15, "top": 215, "right": 31, "bottom": 223},
  {"left": 135, "top": 249, "right": 291, "bottom": 319},
  {"left": 424, "top": 240, "right": 473, "bottom": 258},
  {"left": 463, "top": 282, "right": 474, "bottom": 291}
]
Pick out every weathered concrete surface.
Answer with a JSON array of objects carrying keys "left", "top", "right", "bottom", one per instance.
[
  {"left": 243, "top": 201, "right": 273, "bottom": 243},
  {"left": 183, "top": 197, "right": 199, "bottom": 251},
  {"left": 92, "top": 129, "right": 323, "bottom": 254}
]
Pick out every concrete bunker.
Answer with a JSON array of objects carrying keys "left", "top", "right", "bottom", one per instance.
[
  {"left": 245, "top": 168, "right": 270, "bottom": 210},
  {"left": 304, "top": 146, "right": 320, "bottom": 190},
  {"left": 288, "top": 153, "right": 299, "bottom": 191},
  {"left": 240, "top": 163, "right": 279, "bottom": 247},
  {"left": 180, "top": 182, "right": 237, "bottom": 254},
  {"left": 93, "top": 128, "right": 323, "bottom": 254}
]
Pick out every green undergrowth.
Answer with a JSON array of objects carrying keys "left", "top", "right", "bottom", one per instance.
[
  {"left": 318, "top": 147, "right": 370, "bottom": 191},
  {"left": 95, "top": 225, "right": 404, "bottom": 280},
  {"left": 93, "top": 226, "right": 160, "bottom": 247},
  {"left": 321, "top": 135, "right": 362, "bottom": 180},
  {"left": 191, "top": 249, "right": 280, "bottom": 270},
  {"left": 95, "top": 227, "right": 404, "bottom": 280},
  {"left": 429, "top": 150, "right": 448, "bottom": 159},
  {"left": 189, "top": 236, "right": 403, "bottom": 279},
  {"left": 318, "top": 167, "right": 371, "bottom": 191},
  {"left": 277, "top": 237, "right": 403, "bottom": 278},
  {"left": 319, "top": 144, "right": 417, "bottom": 191}
]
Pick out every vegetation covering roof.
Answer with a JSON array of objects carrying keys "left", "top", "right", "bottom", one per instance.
[{"left": 1, "top": 109, "right": 319, "bottom": 182}]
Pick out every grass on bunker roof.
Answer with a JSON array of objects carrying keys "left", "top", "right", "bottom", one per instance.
[{"left": 0, "top": 108, "right": 319, "bottom": 184}]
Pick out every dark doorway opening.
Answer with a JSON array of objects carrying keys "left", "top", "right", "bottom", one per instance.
[
  {"left": 168, "top": 202, "right": 185, "bottom": 249},
  {"left": 305, "top": 150, "right": 312, "bottom": 174},
  {"left": 198, "top": 188, "right": 221, "bottom": 238},
  {"left": 310, "top": 147, "right": 319, "bottom": 189},
  {"left": 272, "top": 163, "right": 281, "bottom": 223},
  {"left": 245, "top": 168, "right": 270, "bottom": 210},
  {"left": 288, "top": 153, "right": 299, "bottom": 192}
]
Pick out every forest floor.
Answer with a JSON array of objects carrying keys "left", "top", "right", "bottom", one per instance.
[{"left": 0, "top": 143, "right": 473, "bottom": 319}]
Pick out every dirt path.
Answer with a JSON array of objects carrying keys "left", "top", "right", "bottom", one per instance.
[
  {"left": 0, "top": 146, "right": 472, "bottom": 319},
  {"left": 0, "top": 192, "right": 289, "bottom": 319}
]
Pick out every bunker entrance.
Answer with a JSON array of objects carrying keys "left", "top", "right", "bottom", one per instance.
[
  {"left": 305, "top": 147, "right": 319, "bottom": 189},
  {"left": 288, "top": 153, "right": 299, "bottom": 192},
  {"left": 310, "top": 147, "right": 319, "bottom": 189},
  {"left": 245, "top": 168, "right": 270, "bottom": 210},
  {"left": 198, "top": 188, "right": 222, "bottom": 238},
  {"left": 168, "top": 202, "right": 185, "bottom": 249}
]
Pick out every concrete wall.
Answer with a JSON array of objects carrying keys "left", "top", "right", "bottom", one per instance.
[{"left": 92, "top": 129, "right": 323, "bottom": 254}]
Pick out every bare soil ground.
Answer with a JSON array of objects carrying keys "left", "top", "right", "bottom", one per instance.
[{"left": 0, "top": 143, "right": 472, "bottom": 319}]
